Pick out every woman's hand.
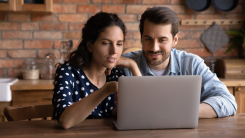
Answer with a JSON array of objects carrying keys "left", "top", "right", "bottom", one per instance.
[
  {"left": 106, "top": 56, "right": 142, "bottom": 76},
  {"left": 103, "top": 81, "right": 119, "bottom": 103}
]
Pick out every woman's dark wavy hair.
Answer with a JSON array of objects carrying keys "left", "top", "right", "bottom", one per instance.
[{"left": 67, "top": 12, "right": 126, "bottom": 69}]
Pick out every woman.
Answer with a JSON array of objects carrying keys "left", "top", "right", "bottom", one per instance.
[{"left": 52, "top": 12, "right": 141, "bottom": 129}]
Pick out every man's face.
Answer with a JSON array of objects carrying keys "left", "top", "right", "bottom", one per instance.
[{"left": 141, "top": 20, "right": 178, "bottom": 69}]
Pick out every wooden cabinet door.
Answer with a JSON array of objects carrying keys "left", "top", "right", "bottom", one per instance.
[
  {"left": 0, "top": 0, "right": 15, "bottom": 11},
  {"left": 234, "top": 87, "right": 245, "bottom": 113},
  {"left": 12, "top": 90, "right": 53, "bottom": 106}
]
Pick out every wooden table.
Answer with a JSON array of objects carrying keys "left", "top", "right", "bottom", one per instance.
[{"left": 0, "top": 114, "right": 245, "bottom": 138}]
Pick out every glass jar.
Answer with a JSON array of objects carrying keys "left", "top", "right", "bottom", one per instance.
[
  {"left": 22, "top": 59, "right": 40, "bottom": 80},
  {"left": 40, "top": 59, "right": 55, "bottom": 79}
]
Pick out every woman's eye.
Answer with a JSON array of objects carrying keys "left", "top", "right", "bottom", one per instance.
[
  {"left": 117, "top": 43, "right": 123, "bottom": 46},
  {"left": 102, "top": 42, "right": 109, "bottom": 45}
]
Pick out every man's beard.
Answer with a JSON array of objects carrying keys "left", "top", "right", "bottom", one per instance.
[{"left": 143, "top": 50, "right": 171, "bottom": 66}]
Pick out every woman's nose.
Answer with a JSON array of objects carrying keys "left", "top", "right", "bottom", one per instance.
[{"left": 109, "top": 45, "right": 117, "bottom": 54}]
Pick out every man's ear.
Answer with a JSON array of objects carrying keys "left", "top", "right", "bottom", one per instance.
[
  {"left": 87, "top": 42, "right": 93, "bottom": 52},
  {"left": 172, "top": 33, "right": 178, "bottom": 47}
]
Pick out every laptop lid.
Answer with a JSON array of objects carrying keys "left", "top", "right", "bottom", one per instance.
[{"left": 115, "top": 75, "right": 202, "bottom": 130}]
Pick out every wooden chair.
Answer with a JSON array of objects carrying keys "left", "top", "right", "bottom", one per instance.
[{"left": 4, "top": 103, "right": 53, "bottom": 121}]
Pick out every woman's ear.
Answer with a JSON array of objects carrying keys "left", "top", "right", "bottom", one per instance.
[
  {"left": 87, "top": 42, "right": 93, "bottom": 52},
  {"left": 172, "top": 33, "right": 178, "bottom": 47}
]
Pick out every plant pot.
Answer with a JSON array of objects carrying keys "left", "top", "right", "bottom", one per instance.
[
  {"left": 24, "top": 0, "right": 44, "bottom": 4},
  {"left": 238, "top": 45, "right": 245, "bottom": 59}
]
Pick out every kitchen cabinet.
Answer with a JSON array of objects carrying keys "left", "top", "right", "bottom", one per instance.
[
  {"left": 0, "top": 0, "right": 15, "bottom": 12},
  {"left": 0, "top": 0, "right": 52, "bottom": 13}
]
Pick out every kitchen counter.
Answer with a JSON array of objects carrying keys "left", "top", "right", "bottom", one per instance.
[{"left": 10, "top": 79, "right": 245, "bottom": 90}]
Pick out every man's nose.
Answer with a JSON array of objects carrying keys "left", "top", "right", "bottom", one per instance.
[{"left": 152, "top": 41, "right": 160, "bottom": 52}]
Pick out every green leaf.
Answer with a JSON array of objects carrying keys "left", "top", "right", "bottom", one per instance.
[
  {"left": 225, "top": 44, "right": 237, "bottom": 54},
  {"left": 227, "top": 30, "right": 244, "bottom": 37}
]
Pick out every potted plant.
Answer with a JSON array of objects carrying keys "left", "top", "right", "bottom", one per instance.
[{"left": 225, "top": 26, "right": 245, "bottom": 58}]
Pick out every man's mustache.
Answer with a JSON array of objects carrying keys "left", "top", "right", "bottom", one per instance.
[{"left": 147, "top": 51, "right": 164, "bottom": 54}]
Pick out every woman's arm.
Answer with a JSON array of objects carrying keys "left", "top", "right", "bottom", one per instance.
[
  {"left": 106, "top": 56, "right": 142, "bottom": 76},
  {"left": 58, "top": 81, "right": 118, "bottom": 129}
]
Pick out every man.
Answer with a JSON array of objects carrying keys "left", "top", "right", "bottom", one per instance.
[{"left": 122, "top": 7, "right": 237, "bottom": 118}]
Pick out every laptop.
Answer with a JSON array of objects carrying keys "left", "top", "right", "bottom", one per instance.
[{"left": 113, "top": 75, "right": 202, "bottom": 130}]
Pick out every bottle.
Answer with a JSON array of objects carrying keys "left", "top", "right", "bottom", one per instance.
[
  {"left": 40, "top": 58, "right": 55, "bottom": 79},
  {"left": 22, "top": 59, "right": 40, "bottom": 80}
]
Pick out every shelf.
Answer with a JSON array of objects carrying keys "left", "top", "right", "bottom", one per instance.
[{"left": 181, "top": 19, "right": 245, "bottom": 25}]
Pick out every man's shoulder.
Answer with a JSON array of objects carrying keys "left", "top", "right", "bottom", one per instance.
[
  {"left": 122, "top": 50, "right": 142, "bottom": 61},
  {"left": 172, "top": 48, "right": 203, "bottom": 63}
]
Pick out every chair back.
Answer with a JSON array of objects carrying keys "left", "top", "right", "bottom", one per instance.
[{"left": 4, "top": 103, "right": 53, "bottom": 121}]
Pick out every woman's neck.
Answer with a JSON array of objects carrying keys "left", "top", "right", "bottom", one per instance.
[{"left": 83, "top": 63, "right": 107, "bottom": 88}]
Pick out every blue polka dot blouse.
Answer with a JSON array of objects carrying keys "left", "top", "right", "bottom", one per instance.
[{"left": 52, "top": 63, "right": 125, "bottom": 122}]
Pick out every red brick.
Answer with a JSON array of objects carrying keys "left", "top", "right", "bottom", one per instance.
[
  {"left": 24, "top": 40, "right": 53, "bottom": 49},
  {"left": 7, "top": 68, "right": 22, "bottom": 78},
  {"left": 170, "top": 0, "right": 185, "bottom": 4},
  {"left": 92, "top": 0, "right": 110, "bottom": 3},
  {"left": 8, "top": 50, "right": 36, "bottom": 58},
  {"left": 157, "top": 5, "right": 185, "bottom": 14},
  {"left": 102, "top": 5, "right": 125, "bottom": 13},
  {"left": 0, "top": 59, "right": 23, "bottom": 68},
  {"left": 196, "top": 14, "right": 222, "bottom": 19},
  {"left": 178, "top": 31, "right": 188, "bottom": 39},
  {"left": 8, "top": 14, "right": 30, "bottom": 21},
  {"left": 21, "top": 23, "right": 38, "bottom": 30},
  {"left": 0, "top": 50, "right": 6, "bottom": 58},
  {"left": 216, "top": 5, "right": 243, "bottom": 14},
  {"left": 125, "top": 32, "right": 132, "bottom": 39},
  {"left": 0, "top": 69, "right": 5, "bottom": 77},
  {"left": 187, "top": 5, "right": 215, "bottom": 14},
  {"left": 54, "top": 40, "right": 80, "bottom": 49},
  {"left": 69, "top": 23, "right": 85, "bottom": 31},
  {"left": 127, "top": 5, "right": 153, "bottom": 14},
  {"left": 63, "top": 0, "right": 89, "bottom": 3},
  {"left": 133, "top": 31, "right": 141, "bottom": 39},
  {"left": 0, "top": 23, "right": 20, "bottom": 30},
  {"left": 189, "top": 31, "right": 202, "bottom": 39},
  {"left": 118, "top": 14, "right": 136, "bottom": 22},
  {"left": 176, "top": 39, "right": 200, "bottom": 48},
  {"left": 184, "top": 48, "right": 211, "bottom": 57},
  {"left": 2, "top": 31, "right": 32, "bottom": 39},
  {"left": 59, "top": 14, "right": 87, "bottom": 22},
  {"left": 0, "top": 13, "right": 5, "bottom": 21},
  {"left": 113, "top": 0, "right": 140, "bottom": 4},
  {"left": 77, "top": 5, "right": 100, "bottom": 13},
  {"left": 0, "top": 40, "right": 22, "bottom": 49},
  {"left": 143, "top": 0, "right": 168, "bottom": 4},
  {"left": 213, "top": 48, "right": 238, "bottom": 57},
  {"left": 179, "top": 25, "right": 203, "bottom": 31},
  {"left": 39, "top": 23, "right": 68, "bottom": 30},
  {"left": 177, "top": 14, "right": 194, "bottom": 20},
  {"left": 124, "top": 40, "right": 141, "bottom": 49},
  {"left": 63, "top": 32, "right": 82, "bottom": 39},
  {"left": 38, "top": 50, "right": 56, "bottom": 58},
  {"left": 53, "top": 0, "right": 61, "bottom": 2},
  {"left": 32, "top": 14, "right": 57, "bottom": 22},
  {"left": 125, "top": 23, "right": 139, "bottom": 31},
  {"left": 34, "top": 32, "right": 62, "bottom": 39},
  {"left": 224, "top": 14, "right": 245, "bottom": 19},
  {"left": 53, "top": 4, "right": 77, "bottom": 13},
  {"left": 230, "top": 25, "right": 244, "bottom": 30}
]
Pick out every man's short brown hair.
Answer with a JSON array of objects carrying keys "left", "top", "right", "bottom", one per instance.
[{"left": 139, "top": 7, "right": 179, "bottom": 38}]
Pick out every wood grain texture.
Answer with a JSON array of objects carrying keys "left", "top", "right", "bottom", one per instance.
[
  {"left": 0, "top": 114, "right": 245, "bottom": 138},
  {"left": 11, "top": 80, "right": 54, "bottom": 90}
]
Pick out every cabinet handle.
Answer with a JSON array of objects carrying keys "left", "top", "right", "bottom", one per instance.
[
  {"left": 237, "top": 88, "right": 241, "bottom": 91},
  {"left": 43, "top": 98, "right": 52, "bottom": 100}
]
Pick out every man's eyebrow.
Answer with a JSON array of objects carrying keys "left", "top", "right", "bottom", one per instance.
[{"left": 143, "top": 35, "right": 168, "bottom": 39}]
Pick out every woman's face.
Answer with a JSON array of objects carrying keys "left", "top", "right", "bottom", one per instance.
[{"left": 88, "top": 26, "right": 124, "bottom": 69}]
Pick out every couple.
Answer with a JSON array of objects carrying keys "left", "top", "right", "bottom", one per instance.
[{"left": 52, "top": 7, "right": 237, "bottom": 129}]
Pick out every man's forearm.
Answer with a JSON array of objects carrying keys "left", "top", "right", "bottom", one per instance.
[{"left": 199, "top": 103, "right": 218, "bottom": 118}]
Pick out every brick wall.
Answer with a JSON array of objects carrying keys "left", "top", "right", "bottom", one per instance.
[{"left": 0, "top": 0, "right": 245, "bottom": 78}]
